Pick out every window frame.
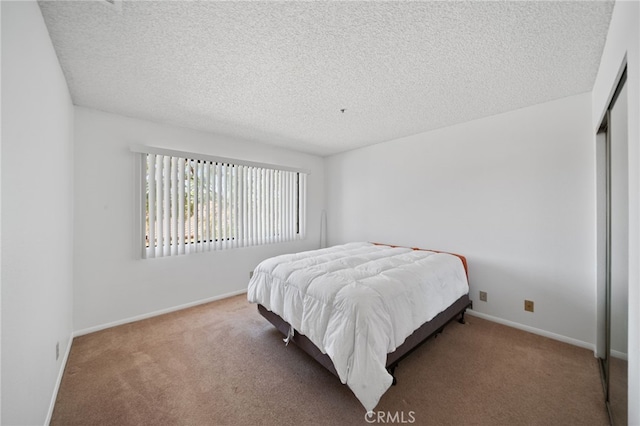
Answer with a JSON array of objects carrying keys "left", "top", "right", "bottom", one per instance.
[{"left": 131, "top": 145, "right": 309, "bottom": 259}]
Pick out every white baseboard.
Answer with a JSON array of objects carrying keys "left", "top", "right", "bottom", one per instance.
[
  {"left": 611, "top": 349, "right": 628, "bottom": 361},
  {"left": 45, "top": 332, "right": 73, "bottom": 426},
  {"left": 73, "top": 289, "right": 248, "bottom": 337},
  {"left": 466, "top": 310, "right": 595, "bottom": 352}
]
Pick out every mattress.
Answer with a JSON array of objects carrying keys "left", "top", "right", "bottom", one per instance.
[{"left": 247, "top": 242, "right": 469, "bottom": 411}]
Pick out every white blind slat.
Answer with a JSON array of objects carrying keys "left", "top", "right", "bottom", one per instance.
[
  {"left": 254, "top": 167, "right": 258, "bottom": 245},
  {"left": 178, "top": 159, "right": 185, "bottom": 255},
  {"left": 267, "top": 169, "right": 273, "bottom": 243},
  {"left": 199, "top": 161, "right": 205, "bottom": 250},
  {"left": 301, "top": 173, "right": 307, "bottom": 239},
  {"left": 186, "top": 160, "right": 192, "bottom": 249},
  {"left": 231, "top": 165, "right": 238, "bottom": 248},
  {"left": 193, "top": 160, "right": 199, "bottom": 251},
  {"left": 226, "top": 163, "right": 232, "bottom": 249},
  {"left": 207, "top": 162, "right": 217, "bottom": 250},
  {"left": 285, "top": 173, "right": 292, "bottom": 240},
  {"left": 278, "top": 171, "right": 284, "bottom": 243},
  {"left": 155, "top": 155, "right": 163, "bottom": 256},
  {"left": 241, "top": 166, "right": 247, "bottom": 247},
  {"left": 238, "top": 166, "right": 244, "bottom": 247},
  {"left": 217, "top": 163, "right": 222, "bottom": 248},
  {"left": 147, "top": 155, "right": 156, "bottom": 258},
  {"left": 259, "top": 169, "right": 264, "bottom": 246},
  {"left": 171, "top": 157, "right": 178, "bottom": 256},
  {"left": 163, "top": 156, "right": 171, "bottom": 256},
  {"left": 204, "top": 161, "right": 211, "bottom": 251}
]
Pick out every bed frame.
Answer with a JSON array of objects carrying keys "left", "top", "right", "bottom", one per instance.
[{"left": 256, "top": 246, "right": 472, "bottom": 385}]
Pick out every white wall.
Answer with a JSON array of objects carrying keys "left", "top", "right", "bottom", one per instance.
[
  {"left": 1, "top": 1, "right": 75, "bottom": 425},
  {"left": 326, "top": 92, "right": 596, "bottom": 346},
  {"left": 73, "top": 107, "right": 325, "bottom": 333},
  {"left": 1, "top": 2, "right": 3, "bottom": 421},
  {"left": 1, "top": 3, "right": 3, "bottom": 421},
  {"left": 591, "top": 0, "right": 640, "bottom": 422}
]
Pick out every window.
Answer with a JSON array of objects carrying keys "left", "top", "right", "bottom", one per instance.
[{"left": 132, "top": 146, "right": 307, "bottom": 258}]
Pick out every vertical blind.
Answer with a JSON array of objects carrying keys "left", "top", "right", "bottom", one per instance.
[{"left": 136, "top": 148, "right": 307, "bottom": 258}]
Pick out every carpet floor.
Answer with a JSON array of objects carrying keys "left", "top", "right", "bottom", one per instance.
[{"left": 51, "top": 294, "right": 609, "bottom": 425}]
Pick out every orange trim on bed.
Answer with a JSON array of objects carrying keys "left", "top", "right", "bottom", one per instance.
[{"left": 370, "top": 242, "right": 469, "bottom": 280}]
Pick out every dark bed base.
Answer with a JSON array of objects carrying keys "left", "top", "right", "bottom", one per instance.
[{"left": 257, "top": 293, "right": 472, "bottom": 384}]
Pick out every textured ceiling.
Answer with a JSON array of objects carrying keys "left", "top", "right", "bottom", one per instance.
[{"left": 39, "top": 1, "right": 614, "bottom": 156}]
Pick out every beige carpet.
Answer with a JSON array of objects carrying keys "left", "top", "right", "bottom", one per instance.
[{"left": 52, "top": 294, "right": 609, "bottom": 425}]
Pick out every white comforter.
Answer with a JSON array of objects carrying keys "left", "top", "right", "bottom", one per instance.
[{"left": 247, "top": 242, "right": 469, "bottom": 412}]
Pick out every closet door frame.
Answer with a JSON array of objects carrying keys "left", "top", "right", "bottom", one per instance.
[{"left": 596, "top": 64, "right": 628, "bottom": 426}]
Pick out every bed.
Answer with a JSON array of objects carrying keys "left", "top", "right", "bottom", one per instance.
[{"left": 247, "top": 242, "right": 471, "bottom": 412}]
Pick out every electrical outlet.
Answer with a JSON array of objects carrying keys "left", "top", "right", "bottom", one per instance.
[
  {"left": 479, "top": 291, "right": 487, "bottom": 302},
  {"left": 56, "top": 342, "right": 60, "bottom": 361},
  {"left": 524, "top": 300, "right": 534, "bottom": 312}
]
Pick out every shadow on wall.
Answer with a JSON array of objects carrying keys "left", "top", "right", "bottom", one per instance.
[{"left": 466, "top": 256, "right": 593, "bottom": 345}]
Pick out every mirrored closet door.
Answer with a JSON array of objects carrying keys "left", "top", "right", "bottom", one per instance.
[{"left": 597, "top": 68, "right": 628, "bottom": 426}]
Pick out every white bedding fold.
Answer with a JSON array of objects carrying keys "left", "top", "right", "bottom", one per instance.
[{"left": 247, "top": 242, "right": 469, "bottom": 411}]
